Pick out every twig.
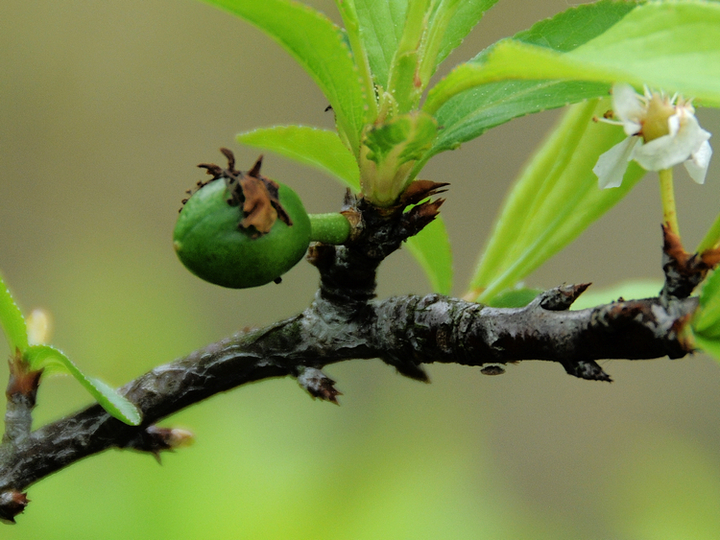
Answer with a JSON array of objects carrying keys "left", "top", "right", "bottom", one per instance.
[
  {"left": 0, "top": 289, "right": 698, "bottom": 499},
  {"left": 0, "top": 185, "right": 705, "bottom": 521}
]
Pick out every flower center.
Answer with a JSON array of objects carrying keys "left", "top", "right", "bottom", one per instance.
[{"left": 641, "top": 94, "right": 675, "bottom": 142}]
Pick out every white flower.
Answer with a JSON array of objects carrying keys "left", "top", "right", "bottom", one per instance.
[{"left": 593, "top": 83, "right": 713, "bottom": 189}]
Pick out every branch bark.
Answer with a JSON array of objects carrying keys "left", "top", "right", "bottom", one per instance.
[
  {"left": 0, "top": 186, "right": 702, "bottom": 521},
  {"left": 0, "top": 289, "right": 698, "bottom": 496}
]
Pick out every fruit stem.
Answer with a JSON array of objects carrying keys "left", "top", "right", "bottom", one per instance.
[{"left": 308, "top": 213, "right": 352, "bottom": 244}]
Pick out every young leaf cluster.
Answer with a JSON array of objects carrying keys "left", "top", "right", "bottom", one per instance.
[
  {"left": 207, "top": 0, "right": 720, "bottom": 304},
  {"left": 0, "top": 273, "right": 141, "bottom": 426}
]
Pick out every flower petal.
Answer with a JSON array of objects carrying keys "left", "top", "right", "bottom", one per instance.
[
  {"left": 612, "top": 83, "right": 645, "bottom": 135},
  {"left": 684, "top": 140, "right": 713, "bottom": 184},
  {"left": 632, "top": 112, "right": 711, "bottom": 171},
  {"left": 593, "top": 136, "right": 639, "bottom": 189}
]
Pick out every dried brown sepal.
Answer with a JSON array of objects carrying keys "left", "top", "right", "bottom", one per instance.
[
  {"left": 539, "top": 283, "right": 592, "bottom": 311},
  {"left": 188, "top": 150, "right": 293, "bottom": 235},
  {"left": 247, "top": 154, "right": 262, "bottom": 177},
  {"left": 296, "top": 367, "right": 342, "bottom": 404},
  {"left": 222, "top": 152, "right": 292, "bottom": 234},
  {"left": 237, "top": 175, "right": 280, "bottom": 235},
  {"left": 220, "top": 147, "right": 238, "bottom": 173},
  {"left": 0, "top": 491, "right": 29, "bottom": 524},
  {"left": 179, "top": 164, "right": 220, "bottom": 212},
  {"left": 197, "top": 163, "right": 223, "bottom": 180}
]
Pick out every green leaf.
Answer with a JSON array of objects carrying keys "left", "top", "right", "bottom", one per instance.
[
  {"left": 467, "top": 99, "right": 645, "bottom": 303},
  {"left": 693, "top": 269, "right": 720, "bottom": 338},
  {"left": 83, "top": 377, "right": 142, "bottom": 426},
  {"left": 237, "top": 125, "right": 360, "bottom": 190},
  {"left": 204, "top": 0, "right": 366, "bottom": 153},
  {"left": 0, "top": 272, "right": 29, "bottom": 353},
  {"left": 433, "top": 0, "right": 499, "bottom": 67},
  {"left": 351, "top": 0, "right": 408, "bottom": 90},
  {"left": 417, "top": 0, "right": 465, "bottom": 88},
  {"left": 425, "top": 0, "right": 638, "bottom": 113},
  {"left": 504, "top": 0, "right": 639, "bottom": 54},
  {"left": 419, "top": 0, "right": 501, "bottom": 89},
  {"left": 420, "top": 1, "right": 638, "bottom": 167},
  {"left": 360, "top": 111, "right": 438, "bottom": 205},
  {"left": 386, "top": 0, "right": 431, "bottom": 112},
  {"left": 416, "top": 80, "right": 610, "bottom": 174},
  {"left": 350, "top": 0, "right": 498, "bottom": 97},
  {"left": 427, "top": 1, "right": 720, "bottom": 115},
  {"left": 25, "top": 344, "right": 142, "bottom": 426},
  {"left": 405, "top": 215, "right": 452, "bottom": 295},
  {"left": 333, "top": 0, "right": 378, "bottom": 120}
]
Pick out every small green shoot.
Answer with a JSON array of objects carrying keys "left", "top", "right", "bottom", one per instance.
[{"left": 0, "top": 272, "right": 142, "bottom": 426}]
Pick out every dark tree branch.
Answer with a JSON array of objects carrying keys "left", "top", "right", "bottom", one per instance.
[
  {"left": 0, "top": 289, "right": 699, "bottom": 498},
  {"left": 0, "top": 185, "right": 704, "bottom": 521}
]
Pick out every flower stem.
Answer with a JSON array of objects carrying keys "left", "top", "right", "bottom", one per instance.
[
  {"left": 308, "top": 213, "right": 352, "bottom": 245},
  {"left": 659, "top": 168, "right": 680, "bottom": 237}
]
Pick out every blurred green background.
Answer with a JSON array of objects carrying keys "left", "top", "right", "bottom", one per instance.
[{"left": 2, "top": 0, "right": 720, "bottom": 538}]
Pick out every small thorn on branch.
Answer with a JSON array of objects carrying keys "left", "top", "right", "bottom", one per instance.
[
  {"left": 0, "top": 491, "right": 29, "bottom": 524},
  {"left": 296, "top": 367, "right": 342, "bottom": 404},
  {"left": 480, "top": 364, "right": 506, "bottom": 376},
  {"left": 119, "top": 425, "right": 194, "bottom": 463},
  {"left": 383, "top": 356, "right": 430, "bottom": 383},
  {"left": 539, "top": 283, "right": 592, "bottom": 311},
  {"left": 561, "top": 359, "right": 612, "bottom": 382}
]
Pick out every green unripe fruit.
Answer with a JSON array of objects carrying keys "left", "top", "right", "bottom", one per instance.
[{"left": 174, "top": 179, "right": 311, "bottom": 288}]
